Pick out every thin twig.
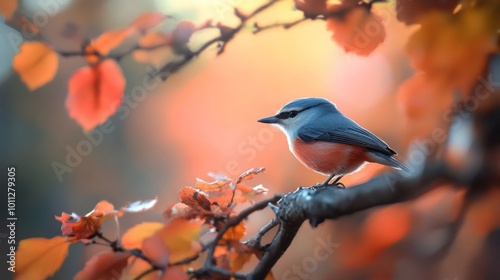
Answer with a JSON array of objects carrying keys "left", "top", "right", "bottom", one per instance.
[
  {"left": 253, "top": 17, "right": 308, "bottom": 34},
  {"left": 244, "top": 217, "right": 279, "bottom": 250}
]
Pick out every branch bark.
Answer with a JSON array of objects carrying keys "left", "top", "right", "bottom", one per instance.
[{"left": 248, "top": 161, "right": 465, "bottom": 278}]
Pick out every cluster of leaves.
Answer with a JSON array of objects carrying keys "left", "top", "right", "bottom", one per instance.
[
  {"left": 5, "top": 0, "right": 496, "bottom": 133},
  {"left": 15, "top": 168, "right": 271, "bottom": 280}
]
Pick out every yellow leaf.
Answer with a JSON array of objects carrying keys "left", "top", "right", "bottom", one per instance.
[
  {"left": 121, "top": 222, "right": 164, "bottom": 250},
  {"left": 0, "top": 0, "right": 17, "bottom": 20},
  {"left": 12, "top": 41, "right": 58, "bottom": 90},
  {"left": 15, "top": 236, "right": 70, "bottom": 280}
]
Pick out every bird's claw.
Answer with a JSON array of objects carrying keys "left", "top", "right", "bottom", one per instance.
[{"left": 322, "top": 182, "right": 345, "bottom": 189}]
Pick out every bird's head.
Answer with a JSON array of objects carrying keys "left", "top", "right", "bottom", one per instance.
[{"left": 258, "top": 97, "right": 337, "bottom": 137}]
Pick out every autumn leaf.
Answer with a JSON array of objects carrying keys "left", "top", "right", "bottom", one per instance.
[
  {"left": 12, "top": 41, "right": 58, "bottom": 90},
  {"left": 221, "top": 219, "right": 246, "bottom": 242},
  {"left": 235, "top": 184, "right": 269, "bottom": 204},
  {"left": 405, "top": 9, "right": 497, "bottom": 93},
  {"left": 15, "top": 236, "right": 71, "bottom": 280},
  {"left": 74, "top": 252, "right": 129, "bottom": 280},
  {"left": 121, "top": 222, "right": 164, "bottom": 250},
  {"left": 215, "top": 243, "right": 253, "bottom": 273},
  {"left": 195, "top": 177, "right": 231, "bottom": 192},
  {"left": 326, "top": 5, "right": 385, "bottom": 56},
  {"left": 55, "top": 200, "right": 117, "bottom": 241},
  {"left": 91, "top": 29, "right": 135, "bottom": 56},
  {"left": 124, "top": 258, "right": 188, "bottom": 280},
  {"left": 294, "top": 0, "right": 327, "bottom": 17},
  {"left": 235, "top": 167, "right": 265, "bottom": 186},
  {"left": 396, "top": 0, "right": 460, "bottom": 25},
  {"left": 152, "top": 219, "right": 203, "bottom": 263},
  {"left": 66, "top": 59, "right": 125, "bottom": 131},
  {"left": 179, "top": 186, "right": 211, "bottom": 211},
  {"left": 0, "top": 0, "right": 17, "bottom": 20},
  {"left": 164, "top": 202, "right": 200, "bottom": 221},
  {"left": 162, "top": 266, "right": 189, "bottom": 280},
  {"left": 142, "top": 233, "right": 171, "bottom": 267},
  {"left": 130, "top": 12, "right": 167, "bottom": 33}
]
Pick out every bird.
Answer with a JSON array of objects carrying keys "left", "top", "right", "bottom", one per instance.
[{"left": 258, "top": 97, "right": 408, "bottom": 187}]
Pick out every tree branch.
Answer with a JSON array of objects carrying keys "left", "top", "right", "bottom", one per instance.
[{"left": 247, "top": 161, "right": 466, "bottom": 278}]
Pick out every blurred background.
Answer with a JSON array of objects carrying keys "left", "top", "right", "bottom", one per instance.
[{"left": 1, "top": 0, "right": 498, "bottom": 279}]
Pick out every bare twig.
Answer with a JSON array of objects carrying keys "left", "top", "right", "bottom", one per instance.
[{"left": 253, "top": 17, "right": 309, "bottom": 34}]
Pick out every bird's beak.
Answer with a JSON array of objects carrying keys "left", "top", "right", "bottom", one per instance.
[{"left": 257, "top": 115, "right": 279, "bottom": 124}]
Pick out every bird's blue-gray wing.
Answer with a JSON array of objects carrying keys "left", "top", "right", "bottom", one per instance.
[{"left": 297, "top": 114, "right": 397, "bottom": 156}]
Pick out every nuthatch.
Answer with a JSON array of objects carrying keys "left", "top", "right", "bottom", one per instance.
[{"left": 258, "top": 97, "right": 408, "bottom": 186}]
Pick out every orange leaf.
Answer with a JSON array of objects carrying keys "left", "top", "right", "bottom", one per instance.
[
  {"left": 124, "top": 257, "right": 158, "bottom": 280},
  {"left": 0, "top": 0, "right": 17, "bottom": 20},
  {"left": 222, "top": 220, "right": 246, "bottom": 241},
  {"left": 12, "top": 41, "right": 58, "bottom": 90},
  {"left": 15, "top": 236, "right": 71, "bottom": 280},
  {"left": 230, "top": 251, "right": 252, "bottom": 273},
  {"left": 179, "top": 186, "right": 211, "bottom": 211},
  {"left": 164, "top": 202, "right": 199, "bottom": 221},
  {"left": 130, "top": 12, "right": 167, "bottom": 33},
  {"left": 235, "top": 167, "right": 265, "bottom": 185},
  {"left": 161, "top": 266, "right": 188, "bottom": 280},
  {"left": 362, "top": 205, "right": 411, "bottom": 253},
  {"left": 121, "top": 222, "right": 164, "bottom": 250},
  {"left": 326, "top": 6, "right": 385, "bottom": 56},
  {"left": 153, "top": 219, "right": 202, "bottom": 263},
  {"left": 195, "top": 177, "right": 230, "bottom": 192},
  {"left": 91, "top": 28, "right": 135, "bottom": 55},
  {"left": 55, "top": 200, "right": 117, "bottom": 241},
  {"left": 235, "top": 184, "right": 269, "bottom": 204},
  {"left": 74, "top": 252, "right": 129, "bottom": 280},
  {"left": 66, "top": 59, "right": 125, "bottom": 131},
  {"left": 215, "top": 243, "right": 253, "bottom": 273}
]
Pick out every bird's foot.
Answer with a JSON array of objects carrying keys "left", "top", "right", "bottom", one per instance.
[{"left": 323, "top": 182, "right": 345, "bottom": 189}]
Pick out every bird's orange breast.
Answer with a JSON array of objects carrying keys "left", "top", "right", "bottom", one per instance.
[{"left": 291, "top": 139, "right": 368, "bottom": 175}]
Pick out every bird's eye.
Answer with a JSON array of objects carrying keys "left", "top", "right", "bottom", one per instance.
[
  {"left": 276, "top": 112, "right": 290, "bottom": 119},
  {"left": 276, "top": 110, "right": 299, "bottom": 119}
]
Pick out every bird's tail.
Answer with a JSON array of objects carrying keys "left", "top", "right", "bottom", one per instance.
[{"left": 366, "top": 149, "right": 410, "bottom": 173}]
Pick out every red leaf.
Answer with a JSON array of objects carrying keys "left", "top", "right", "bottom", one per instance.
[
  {"left": 294, "top": 0, "right": 327, "bottom": 16},
  {"left": 15, "top": 236, "right": 71, "bottom": 280},
  {"left": 74, "top": 252, "right": 130, "bottom": 280},
  {"left": 326, "top": 6, "right": 385, "bottom": 56},
  {"left": 66, "top": 59, "right": 125, "bottom": 131}
]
